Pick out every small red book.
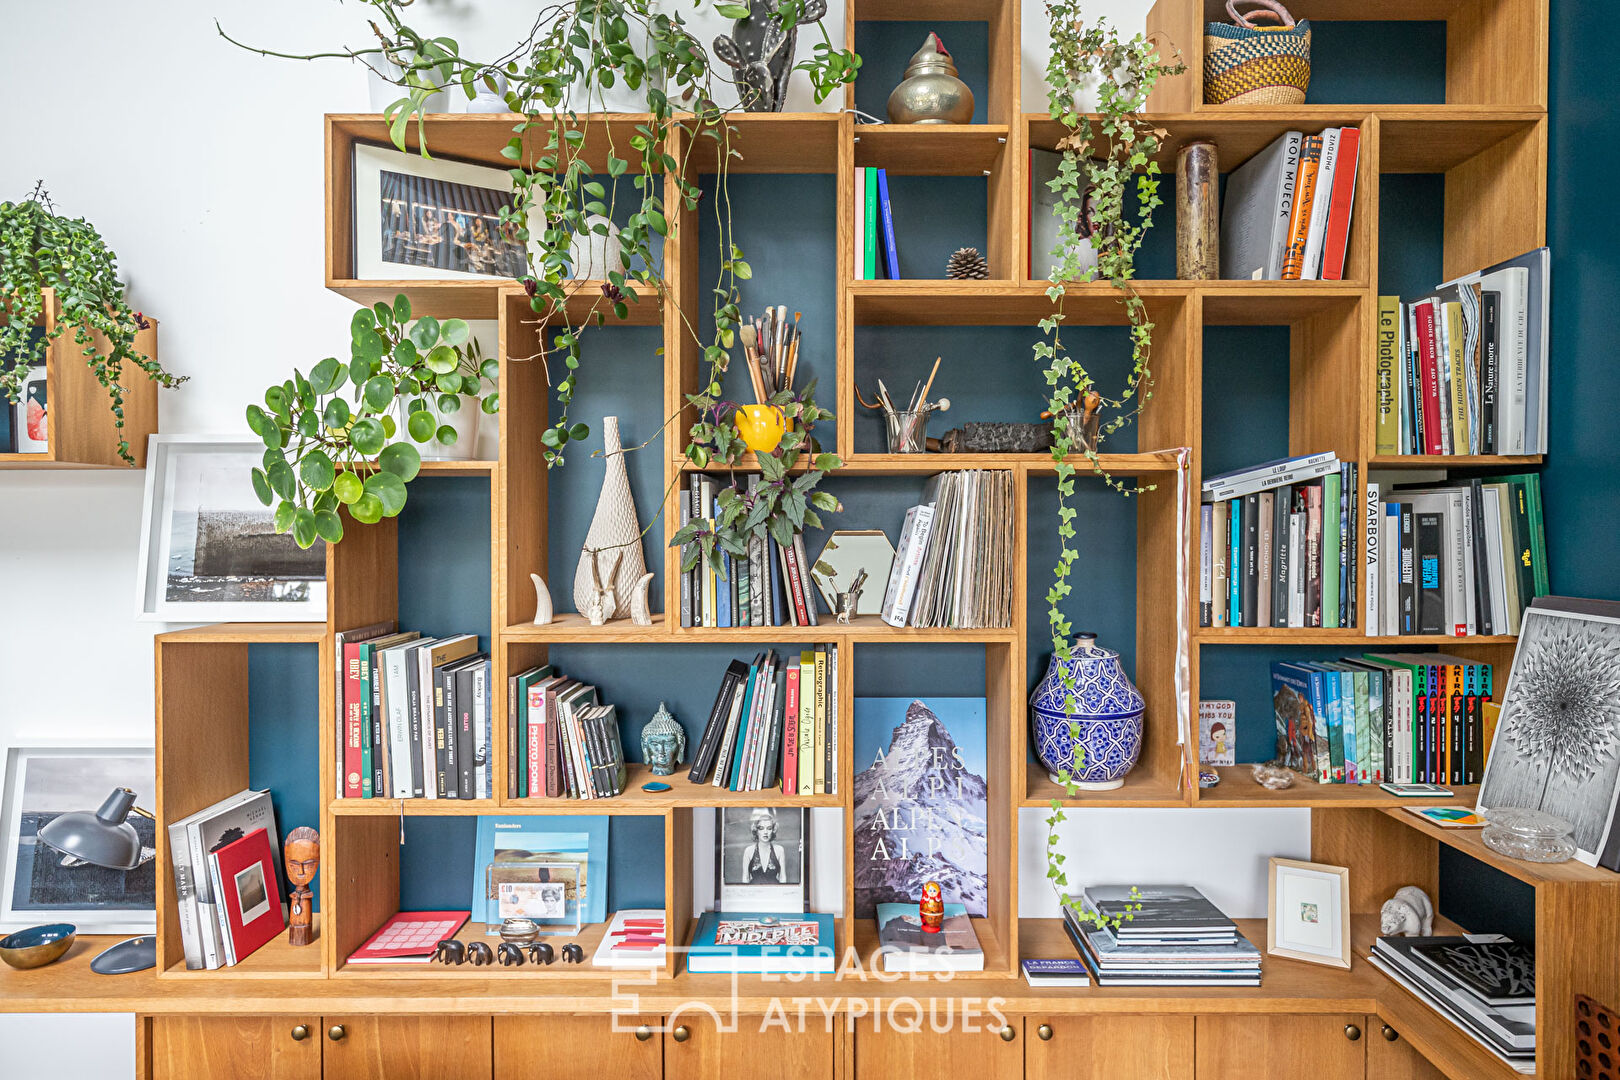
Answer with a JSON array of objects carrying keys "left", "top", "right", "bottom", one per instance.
[
  {"left": 212, "top": 827, "right": 285, "bottom": 965},
  {"left": 347, "top": 911, "right": 470, "bottom": 964},
  {"left": 781, "top": 664, "right": 800, "bottom": 795},
  {"left": 1319, "top": 127, "right": 1360, "bottom": 281}
]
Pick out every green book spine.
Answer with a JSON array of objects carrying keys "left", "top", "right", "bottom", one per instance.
[
  {"left": 864, "top": 168, "right": 878, "bottom": 281},
  {"left": 359, "top": 644, "right": 374, "bottom": 798},
  {"left": 1322, "top": 471, "right": 1342, "bottom": 628},
  {"left": 1351, "top": 669, "right": 1372, "bottom": 785},
  {"left": 1524, "top": 471, "right": 1549, "bottom": 596}
]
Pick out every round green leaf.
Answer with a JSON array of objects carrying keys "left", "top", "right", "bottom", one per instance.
[
  {"left": 481, "top": 392, "right": 500, "bottom": 415},
  {"left": 363, "top": 376, "right": 396, "bottom": 412},
  {"left": 381, "top": 414, "right": 397, "bottom": 438},
  {"left": 479, "top": 357, "right": 500, "bottom": 381},
  {"left": 440, "top": 318, "right": 470, "bottom": 347},
  {"left": 299, "top": 449, "right": 336, "bottom": 492},
  {"left": 313, "top": 509, "right": 344, "bottom": 544},
  {"left": 435, "top": 424, "right": 458, "bottom": 446},
  {"left": 349, "top": 355, "right": 372, "bottom": 386},
  {"left": 354, "top": 328, "right": 386, "bottom": 362},
  {"left": 377, "top": 442, "right": 421, "bottom": 481},
  {"left": 350, "top": 416, "right": 386, "bottom": 455},
  {"left": 292, "top": 508, "right": 318, "bottom": 549},
  {"left": 425, "top": 344, "right": 459, "bottom": 375},
  {"left": 296, "top": 410, "right": 319, "bottom": 438},
  {"left": 407, "top": 409, "right": 437, "bottom": 443},
  {"left": 568, "top": 421, "right": 589, "bottom": 442},
  {"left": 312, "top": 489, "right": 338, "bottom": 515},
  {"left": 323, "top": 397, "right": 352, "bottom": 430},
  {"left": 274, "top": 500, "right": 297, "bottom": 533},
  {"left": 264, "top": 385, "right": 288, "bottom": 419},
  {"left": 372, "top": 301, "right": 394, "bottom": 328},
  {"left": 266, "top": 459, "right": 297, "bottom": 500},
  {"left": 262, "top": 445, "right": 288, "bottom": 471},
  {"left": 363, "top": 471, "right": 408, "bottom": 517},
  {"left": 333, "top": 471, "right": 363, "bottom": 505},
  {"left": 392, "top": 294, "right": 412, "bottom": 324},
  {"left": 250, "top": 467, "right": 273, "bottom": 506},
  {"left": 540, "top": 426, "right": 562, "bottom": 449},
  {"left": 437, "top": 393, "right": 461, "bottom": 415},
  {"left": 350, "top": 492, "right": 385, "bottom": 525},
  {"left": 391, "top": 338, "right": 420, "bottom": 368},
  {"left": 350, "top": 308, "right": 376, "bottom": 336},
  {"left": 309, "top": 356, "right": 346, "bottom": 395},
  {"left": 246, "top": 404, "right": 268, "bottom": 437},
  {"left": 409, "top": 316, "right": 440, "bottom": 351},
  {"left": 435, "top": 371, "right": 462, "bottom": 393}
]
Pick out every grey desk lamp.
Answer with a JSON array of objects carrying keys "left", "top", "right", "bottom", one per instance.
[{"left": 36, "top": 787, "right": 158, "bottom": 974}]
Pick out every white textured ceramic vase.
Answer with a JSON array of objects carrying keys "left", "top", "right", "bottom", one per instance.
[{"left": 573, "top": 417, "right": 648, "bottom": 619}]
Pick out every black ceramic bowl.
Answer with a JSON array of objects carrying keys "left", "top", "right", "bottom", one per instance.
[{"left": 0, "top": 923, "right": 76, "bottom": 969}]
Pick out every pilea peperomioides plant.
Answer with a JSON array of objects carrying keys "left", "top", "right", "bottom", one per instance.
[{"left": 246, "top": 293, "right": 497, "bottom": 547}]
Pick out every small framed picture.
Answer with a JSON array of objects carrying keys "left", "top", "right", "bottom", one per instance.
[
  {"left": 715, "top": 807, "right": 807, "bottom": 914},
  {"left": 0, "top": 745, "right": 157, "bottom": 933},
  {"left": 351, "top": 142, "right": 538, "bottom": 281},
  {"left": 1267, "top": 857, "right": 1351, "bottom": 969},
  {"left": 136, "top": 435, "right": 327, "bottom": 621}
]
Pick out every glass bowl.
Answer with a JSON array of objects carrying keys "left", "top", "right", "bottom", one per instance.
[{"left": 1481, "top": 808, "right": 1578, "bottom": 863}]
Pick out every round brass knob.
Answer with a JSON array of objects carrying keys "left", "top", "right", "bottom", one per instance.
[
  {"left": 673, "top": 1025, "right": 690, "bottom": 1043},
  {"left": 290, "top": 1025, "right": 309, "bottom": 1042},
  {"left": 328, "top": 1025, "right": 347, "bottom": 1042},
  {"left": 999, "top": 1025, "right": 1016, "bottom": 1042},
  {"left": 1344, "top": 1024, "right": 1362, "bottom": 1042},
  {"left": 1382, "top": 1025, "right": 1399, "bottom": 1042},
  {"left": 635, "top": 1026, "right": 653, "bottom": 1042},
  {"left": 1037, "top": 1024, "right": 1053, "bottom": 1042}
]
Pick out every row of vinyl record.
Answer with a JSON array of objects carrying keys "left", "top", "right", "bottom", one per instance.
[
  {"left": 879, "top": 470, "right": 1015, "bottom": 629},
  {"left": 168, "top": 789, "right": 285, "bottom": 970},
  {"left": 1364, "top": 475, "right": 1548, "bottom": 638},
  {"left": 334, "top": 625, "right": 492, "bottom": 800},
  {"left": 1271, "top": 654, "right": 1496, "bottom": 787},
  {"left": 509, "top": 666, "right": 627, "bottom": 799},
  {"left": 679, "top": 473, "right": 821, "bottom": 628},
  {"left": 1220, "top": 127, "right": 1359, "bottom": 282},
  {"left": 688, "top": 647, "right": 839, "bottom": 794},
  {"left": 1198, "top": 455, "right": 1359, "bottom": 629},
  {"left": 1376, "top": 247, "right": 1551, "bottom": 456}
]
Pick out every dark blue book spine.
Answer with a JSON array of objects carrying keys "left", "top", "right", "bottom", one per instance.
[{"left": 877, "top": 168, "right": 900, "bottom": 280}]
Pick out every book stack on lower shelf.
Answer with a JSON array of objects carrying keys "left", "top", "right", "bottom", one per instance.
[
  {"left": 167, "top": 790, "right": 284, "bottom": 971},
  {"left": 875, "top": 901, "right": 984, "bottom": 973},
  {"left": 509, "top": 664, "right": 627, "bottom": 799},
  {"left": 1369, "top": 935, "right": 1536, "bottom": 1074},
  {"left": 688, "top": 648, "right": 839, "bottom": 795},
  {"left": 1220, "top": 127, "right": 1359, "bottom": 282},
  {"left": 1063, "top": 885, "right": 1261, "bottom": 987}
]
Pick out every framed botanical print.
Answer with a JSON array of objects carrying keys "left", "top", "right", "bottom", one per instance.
[
  {"left": 136, "top": 435, "right": 327, "bottom": 621},
  {"left": 1267, "top": 857, "right": 1351, "bottom": 969},
  {"left": 0, "top": 745, "right": 157, "bottom": 933},
  {"left": 714, "top": 806, "right": 807, "bottom": 914}
]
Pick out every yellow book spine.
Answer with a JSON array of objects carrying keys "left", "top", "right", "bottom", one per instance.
[
  {"left": 1444, "top": 302, "right": 1469, "bottom": 454},
  {"left": 1376, "top": 296, "right": 1401, "bottom": 455},
  {"left": 799, "top": 651, "right": 816, "bottom": 793}
]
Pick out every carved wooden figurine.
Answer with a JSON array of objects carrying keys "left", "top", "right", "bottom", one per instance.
[
  {"left": 919, "top": 880, "right": 944, "bottom": 934},
  {"left": 284, "top": 827, "right": 319, "bottom": 946}
]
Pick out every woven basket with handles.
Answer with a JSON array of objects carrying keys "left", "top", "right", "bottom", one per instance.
[{"left": 1204, "top": 0, "right": 1311, "bottom": 106}]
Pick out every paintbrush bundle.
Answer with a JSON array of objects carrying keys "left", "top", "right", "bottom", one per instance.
[{"left": 742, "top": 305, "right": 802, "bottom": 402}]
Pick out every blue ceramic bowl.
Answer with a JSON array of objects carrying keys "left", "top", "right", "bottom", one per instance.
[{"left": 0, "top": 923, "right": 76, "bottom": 969}]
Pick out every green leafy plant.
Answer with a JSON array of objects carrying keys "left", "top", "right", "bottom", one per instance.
[
  {"left": 246, "top": 293, "right": 497, "bottom": 547},
  {"left": 0, "top": 184, "right": 184, "bottom": 463},
  {"left": 1037, "top": 2, "right": 1181, "bottom": 925}
]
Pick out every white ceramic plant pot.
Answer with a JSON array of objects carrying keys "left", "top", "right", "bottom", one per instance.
[
  {"left": 368, "top": 58, "right": 451, "bottom": 114},
  {"left": 567, "top": 214, "right": 620, "bottom": 280},
  {"left": 396, "top": 395, "right": 481, "bottom": 461},
  {"left": 465, "top": 72, "right": 512, "bottom": 114}
]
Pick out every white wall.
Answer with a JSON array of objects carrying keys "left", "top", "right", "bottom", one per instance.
[{"left": 0, "top": 4, "right": 1302, "bottom": 1074}]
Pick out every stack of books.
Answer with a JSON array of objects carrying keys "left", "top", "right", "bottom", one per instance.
[
  {"left": 1375, "top": 247, "right": 1550, "bottom": 457},
  {"left": 688, "top": 647, "right": 838, "bottom": 795},
  {"left": 335, "top": 625, "right": 492, "bottom": 800},
  {"left": 1364, "top": 475, "right": 1548, "bottom": 637},
  {"left": 680, "top": 473, "right": 820, "bottom": 628},
  {"left": 1273, "top": 654, "right": 1496, "bottom": 787},
  {"left": 854, "top": 166, "right": 900, "bottom": 280},
  {"left": 875, "top": 902, "right": 984, "bottom": 973},
  {"left": 508, "top": 665, "right": 627, "bottom": 799},
  {"left": 880, "top": 470, "right": 1015, "bottom": 629},
  {"left": 1198, "top": 454, "right": 1358, "bottom": 629},
  {"left": 167, "top": 789, "right": 283, "bottom": 970},
  {"left": 1221, "top": 127, "right": 1359, "bottom": 281},
  {"left": 1369, "top": 935, "right": 1535, "bottom": 1073},
  {"left": 1064, "top": 885, "right": 1261, "bottom": 987}
]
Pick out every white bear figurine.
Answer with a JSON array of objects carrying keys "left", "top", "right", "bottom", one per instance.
[{"left": 1379, "top": 885, "right": 1434, "bottom": 937}]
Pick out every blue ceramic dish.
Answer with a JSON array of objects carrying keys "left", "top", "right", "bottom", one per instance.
[{"left": 0, "top": 923, "right": 76, "bottom": 969}]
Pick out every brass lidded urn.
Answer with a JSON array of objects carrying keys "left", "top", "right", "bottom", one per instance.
[{"left": 887, "top": 34, "right": 975, "bottom": 124}]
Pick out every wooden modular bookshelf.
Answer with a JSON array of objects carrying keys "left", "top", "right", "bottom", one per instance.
[{"left": 9, "top": 3, "right": 1617, "bottom": 1080}]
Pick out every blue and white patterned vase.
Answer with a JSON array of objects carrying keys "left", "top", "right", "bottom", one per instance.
[{"left": 1029, "top": 633, "right": 1145, "bottom": 790}]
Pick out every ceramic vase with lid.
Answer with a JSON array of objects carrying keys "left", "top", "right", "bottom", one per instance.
[
  {"left": 886, "top": 34, "right": 975, "bottom": 124},
  {"left": 1029, "top": 632, "right": 1145, "bottom": 790}
]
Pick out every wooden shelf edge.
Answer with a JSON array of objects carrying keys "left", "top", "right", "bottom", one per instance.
[
  {"left": 1196, "top": 768, "right": 1480, "bottom": 808},
  {"left": 156, "top": 622, "right": 328, "bottom": 645},
  {"left": 1197, "top": 629, "right": 1519, "bottom": 645},
  {"left": 1380, "top": 805, "right": 1620, "bottom": 886}
]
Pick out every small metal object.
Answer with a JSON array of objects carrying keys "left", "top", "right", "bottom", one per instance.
[
  {"left": 0, "top": 923, "right": 76, "bottom": 970},
  {"left": 500, "top": 917, "right": 540, "bottom": 946},
  {"left": 497, "top": 942, "right": 526, "bottom": 967},
  {"left": 1344, "top": 1023, "right": 1362, "bottom": 1042},
  {"left": 328, "top": 1026, "right": 346, "bottom": 1042},
  {"left": 1381, "top": 1025, "right": 1399, "bottom": 1042},
  {"left": 435, "top": 939, "right": 465, "bottom": 966},
  {"left": 528, "top": 942, "right": 555, "bottom": 965},
  {"left": 1198, "top": 767, "right": 1221, "bottom": 789},
  {"left": 1036, "top": 1024, "right": 1053, "bottom": 1041},
  {"left": 998, "top": 1025, "right": 1016, "bottom": 1042},
  {"left": 466, "top": 940, "right": 494, "bottom": 966},
  {"left": 561, "top": 942, "right": 586, "bottom": 964},
  {"left": 887, "top": 33, "right": 974, "bottom": 124},
  {"left": 635, "top": 1026, "right": 653, "bottom": 1042},
  {"left": 673, "top": 1025, "right": 691, "bottom": 1043},
  {"left": 291, "top": 1025, "right": 310, "bottom": 1042}
]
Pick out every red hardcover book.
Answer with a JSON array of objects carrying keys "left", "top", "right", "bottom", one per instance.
[
  {"left": 1319, "top": 127, "right": 1360, "bottom": 281},
  {"left": 342, "top": 641, "right": 365, "bottom": 798},
  {"left": 347, "top": 911, "right": 470, "bottom": 965},
  {"left": 781, "top": 665, "right": 800, "bottom": 795},
  {"left": 1415, "top": 300, "right": 1444, "bottom": 455},
  {"left": 211, "top": 827, "right": 285, "bottom": 965},
  {"left": 782, "top": 541, "right": 810, "bottom": 626}
]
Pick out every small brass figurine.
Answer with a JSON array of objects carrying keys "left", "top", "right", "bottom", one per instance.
[
  {"left": 887, "top": 34, "right": 975, "bottom": 125},
  {"left": 284, "top": 827, "right": 319, "bottom": 947},
  {"left": 640, "top": 702, "right": 687, "bottom": 776}
]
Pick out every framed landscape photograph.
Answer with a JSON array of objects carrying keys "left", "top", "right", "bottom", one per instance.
[
  {"left": 351, "top": 142, "right": 536, "bottom": 281},
  {"left": 1267, "top": 857, "right": 1351, "bottom": 969},
  {"left": 136, "top": 435, "right": 327, "bottom": 621},
  {"left": 715, "top": 806, "right": 808, "bottom": 913},
  {"left": 0, "top": 745, "right": 157, "bottom": 933}
]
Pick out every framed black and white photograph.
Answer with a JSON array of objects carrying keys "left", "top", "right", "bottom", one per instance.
[
  {"left": 137, "top": 435, "right": 327, "bottom": 621},
  {"left": 715, "top": 806, "right": 808, "bottom": 914},
  {"left": 233, "top": 862, "right": 271, "bottom": 925},
  {"left": 0, "top": 745, "right": 157, "bottom": 933},
  {"left": 1267, "top": 857, "right": 1351, "bottom": 969},
  {"left": 1478, "top": 597, "right": 1620, "bottom": 867},
  {"left": 352, "top": 142, "right": 537, "bottom": 280}
]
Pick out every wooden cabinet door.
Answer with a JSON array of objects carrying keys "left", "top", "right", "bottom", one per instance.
[
  {"left": 1195, "top": 1014, "right": 1366, "bottom": 1080},
  {"left": 1026, "top": 1015, "right": 1194, "bottom": 1080},
  {"left": 1369, "top": 1022, "right": 1448, "bottom": 1079},
  {"left": 665, "top": 1014, "right": 834, "bottom": 1080},
  {"left": 322, "top": 1016, "right": 492, "bottom": 1080},
  {"left": 494, "top": 1015, "right": 660, "bottom": 1080},
  {"left": 151, "top": 1016, "right": 321, "bottom": 1080},
  {"left": 853, "top": 1023, "right": 1022, "bottom": 1080}
]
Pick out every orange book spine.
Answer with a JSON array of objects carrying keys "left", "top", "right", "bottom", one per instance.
[{"left": 1281, "top": 135, "right": 1323, "bottom": 280}]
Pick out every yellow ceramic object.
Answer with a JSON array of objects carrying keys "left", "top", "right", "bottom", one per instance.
[{"left": 735, "top": 405, "right": 788, "bottom": 453}]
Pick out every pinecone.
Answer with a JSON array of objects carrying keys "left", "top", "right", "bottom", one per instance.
[{"left": 946, "top": 246, "right": 988, "bottom": 280}]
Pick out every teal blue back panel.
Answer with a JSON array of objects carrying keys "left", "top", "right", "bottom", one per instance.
[
  {"left": 248, "top": 643, "right": 322, "bottom": 910},
  {"left": 1304, "top": 22, "right": 1446, "bottom": 104},
  {"left": 397, "top": 476, "right": 493, "bottom": 650}
]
